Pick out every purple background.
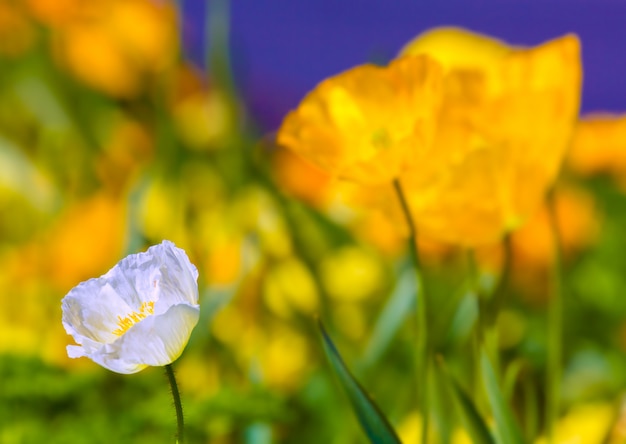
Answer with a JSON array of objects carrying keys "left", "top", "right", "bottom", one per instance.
[{"left": 182, "top": 0, "right": 626, "bottom": 130}]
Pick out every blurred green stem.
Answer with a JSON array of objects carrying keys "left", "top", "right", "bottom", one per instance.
[
  {"left": 165, "top": 364, "right": 185, "bottom": 444},
  {"left": 466, "top": 236, "right": 512, "bottom": 413},
  {"left": 486, "top": 235, "right": 512, "bottom": 326},
  {"left": 392, "top": 179, "right": 429, "bottom": 444},
  {"left": 546, "top": 191, "right": 563, "bottom": 444},
  {"left": 465, "top": 250, "right": 488, "bottom": 406},
  {"left": 207, "top": 0, "right": 237, "bottom": 99}
]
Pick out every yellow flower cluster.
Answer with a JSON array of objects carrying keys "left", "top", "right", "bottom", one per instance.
[
  {"left": 0, "top": 0, "right": 244, "bottom": 374},
  {"left": 278, "top": 27, "right": 583, "bottom": 247},
  {"left": 568, "top": 113, "right": 626, "bottom": 189},
  {"left": 47, "top": 0, "right": 177, "bottom": 98}
]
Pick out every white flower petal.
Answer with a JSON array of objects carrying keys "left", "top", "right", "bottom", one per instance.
[
  {"left": 148, "top": 241, "right": 200, "bottom": 311},
  {"left": 117, "top": 303, "right": 200, "bottom": 367},
  {"left": 62, "top": 279, "right": 132, "bottom": 345},
  {"left": 67, "top": 345, "right": 86, "bottom": 359},
  {"left": 81, "top": 304, "right": 199, "bottom": 374},
  {"left": 89, "top": 352, "right": 148, "bottom": 374}
]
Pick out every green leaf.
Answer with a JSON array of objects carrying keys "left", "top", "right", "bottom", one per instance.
[
  {"left": 480, "top": 349, "right": 525, "bottom": 444},
  {"left": 360, "top": 267, "right": 416, "bottom": 369},
  {"left": 436, "top": 360, "right": 495, "bottom": 444},
  {"left": 318, "top": 321, "right": 401, "bottom": 444},
  {"left": 443, "top": 290, "right": 479, "bottom": 346}
]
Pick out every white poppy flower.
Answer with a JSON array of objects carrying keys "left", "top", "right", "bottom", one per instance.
[{"left": 62, "top": 240, "right": 200, "bottom": 374}]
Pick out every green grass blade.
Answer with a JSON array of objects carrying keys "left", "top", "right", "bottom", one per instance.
[
  {"left": 480, "top": 349, "right": 525, "bottom": 444},
  {"left": 360, "top": 267, "right": 416, "bottom": 370},
  {"left": 319, "top": 321, "right": 401, "bottom": 444},
  {"left": 448, "top": 377, "right": 495, "bottom": 442},
  {"left": 436, "top": 358, "right": 495, "bottom": 444}
]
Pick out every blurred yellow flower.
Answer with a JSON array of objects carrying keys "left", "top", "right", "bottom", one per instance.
[
  {"left": 175, "top": 353, "right": 221, "bottom": 399},
  {"left": 511, "top": 185, "right": 599, "bottom": 269},
  {"left": 47, "top": 192, "right": 127, "bottom": 291},
  {"left": 233, "top": 186, "right": 293, "bottom": 259},
  {"left": 353, "top": 203, "right": 408, "bottom": 257},
  {"left": 324, "top": 181, "right": 454, "bottom": 261},
  {"left": 52, "top": 0, "right": 177, "bottom": 97},
  {"left": 278, "top": 55, "right": 443, "bottom": 185},
  {"left": 263, "top": 257, "right": 319, "bottom": 318},
  {"left": 259, "top": 325, "right": 312, "bottom": 390},
  {"left": 397, "top": 410, "right": 471, "bottom": 444},
  {"left": 191, "top": 203, "right": 244, "bottom": 286},
  {"left": 400, "top": 27, "right": 509, "bottom": 71},
  {"left": 0, "top": 2, "right": 35, "bottom": 56},
  {"left": 320, "top": 246, "right": 385, "bottom": 302},
  {"left": 608, "top": 398, "right": 626, "bottom": 443},
  {"left": 401, "top": 28, "right": 582, "bottom": 246},
  {"left": 140, "top": 176, "right": 189, "bottom": 247},
  {"left": 211, "top": 304, "right": 313, "bottom": 391},
  {"left": 568, "top": 113, "right": 626, "bottom": 177},
  {"left": 25, "top": 0, "right": 83, "bottom": 27},
  {"left": 270, "top": 143, "right": 335, "bottom": 207},
  {"left": 331, "top": 302, "right": 368, "bottom": 340},
  {"left": 476, "top": 184, "right": 599, "bottom": 302},
  {"left": 269, "top": 146, "right": 454, "bottom": 259},
  {"left": 535, "top": 403, "right": 614, "bottom": 444},
  {"left": 204, "top": 235, "right": 243, "bottom": 286},
  {"left": 0, "top": 245, "right": 48, "bottom": 358},
  {"left": 211, "top": 303, "right": 248, "bottom": 347},
  {"left": 95, "top": 118, "right": 153, "bottom": 193},
  {"left": 171, "top": 67, "right": 234, "bottom": 150}
]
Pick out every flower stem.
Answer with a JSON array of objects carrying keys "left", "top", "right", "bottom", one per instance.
[
  {"left": 476, "top": 236, "right": 513, "bottom": 376},
  {"left": 465, "top": 250, "right": 486, "bottom": 405},
  {"left": 392, "top": 179, "right": 429, "bottom": 444},
  {"left": 165, "top": 364, "right": 185, "bottom": 444},
  {"left": 486, "top": 235, "right": 513, "bottom": 327},
  {"left": 546, "top": 191, "right": 563, "bottom": 444}
]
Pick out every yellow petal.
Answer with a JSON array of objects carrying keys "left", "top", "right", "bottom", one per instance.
[
  {"left": 401, "top": 26, "right": 510, "bottom": 72},
  {"left": 399, "top": 29, "right": 582, "bottom": 246},
  {"left": 568, "top": 113, "right": 626, "bottom": 176},
  {"left": 277, "top": 55, "right": 443, "bottom": 185}
]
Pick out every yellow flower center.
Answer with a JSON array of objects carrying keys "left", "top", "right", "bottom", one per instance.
[{"left": 112, "top": 301, "right": 155, "bottom": 336}]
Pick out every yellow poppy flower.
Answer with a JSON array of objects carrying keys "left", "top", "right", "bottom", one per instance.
[
  {"left": 511, "top": 185, "right": 598, "bottom": 269},
  {"left": 53, "top": 0, "right": 177, "bottom": 98},
  {"left": 0, "top": 2, "right": 35, "bottom": 57},
  {"left": 277, "top": 55, "right": 443, "bottom": 185},
  {"left": 47, "top": 192, "right": 127, "bottom": 290},
  {"left": 400, "top": 28, "right": 582, "bottom": 246},
  {"left": 270, "top": 143, "right": 335, "bottom": 207},
  {"left": 568, "top": 113, "right": 626, "bottom": 177},
  {"left": 25, "top": 0, "right": 83, "bottom": 27}
]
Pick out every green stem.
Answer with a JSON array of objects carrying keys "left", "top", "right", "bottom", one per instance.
[
  {"left": 466, "top": 236, "right": 512, "bottom": 416},
  {"left": 165, "top": 364, "right": 185, "bottom": 444},
  {"left": 392, "top": 179, "right": 429, "bottom": 444},
  {"left": 207, "top": 0, "right": 237, "bottom": 99},
  {"left": 545, "top": 191, "right": 563, "bottom": 444},
  {"left": 465, "top": 249, "right": 484, "bottom": 331},
  {"left": 465, "top": 250, "right": 486, "bottom": 407},
  {"left": 486, "top": 235, "right": 513, "bottom": 328},
  {"left": 473, "top": 236, "right": 513, "bottom": 378}
]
